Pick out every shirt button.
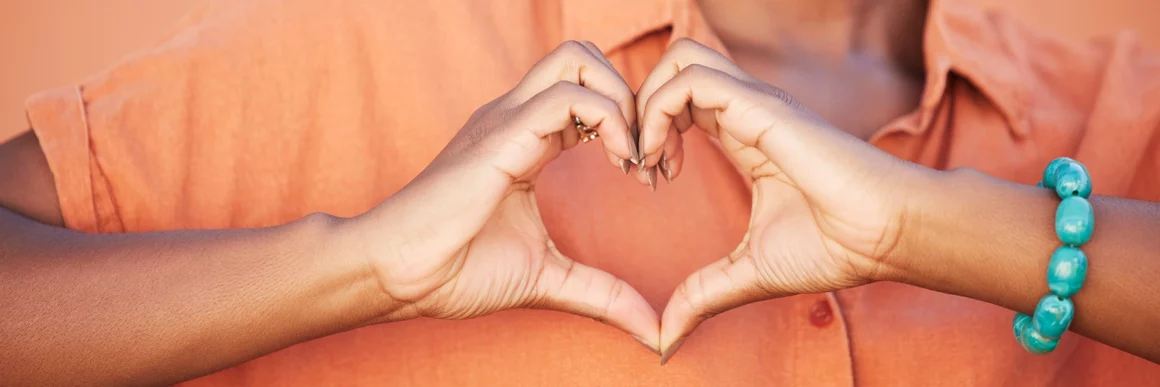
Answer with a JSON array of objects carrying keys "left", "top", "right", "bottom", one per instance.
[{"left": 808, "top": 299, "right": 833, "bottom": 327}]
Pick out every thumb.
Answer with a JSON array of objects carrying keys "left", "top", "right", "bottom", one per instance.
[
  {"left": 531, "top": 246, "right": 661, "bottom": 354},
  {"left": 658, "top": 250, "right": 771, "bottom": 365}
]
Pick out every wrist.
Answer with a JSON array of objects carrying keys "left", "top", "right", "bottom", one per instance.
[
  {"left": 294, "top": 213, "right": 401, "bottom": 327},
  {"left": 885, "top": 167, "right": 988, "bottom": 284},
  {"left": 869, "top": 165, "right": 947, "bottom": 283},
  {"left": 885, "top": 168, "right": 1057, "bottom": 311}
]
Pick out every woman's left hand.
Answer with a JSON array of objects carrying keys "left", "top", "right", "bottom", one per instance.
[{"left": 632, "top": 39, "right": 933, "bottom": 363}]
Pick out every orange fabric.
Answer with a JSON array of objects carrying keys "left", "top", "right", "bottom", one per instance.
[{"left": 23, "top": 0, "right": 1160, "bottom": 385}]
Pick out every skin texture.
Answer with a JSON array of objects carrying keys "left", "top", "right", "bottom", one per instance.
[
  {"left": 630, "top": 39, "right": 1160, "bottom": 364},
  {"left": 1, "top": 1, "right": 1159, "bottom": 384},
  {"left": 0, "top": 41, "right": 661, "bottom": 385},
  {"left": 697, "top": 0, "right": 927, "bottom": 140}
]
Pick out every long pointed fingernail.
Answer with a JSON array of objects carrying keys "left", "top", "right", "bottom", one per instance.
[
  {"left": 645, "top": 166, "right": 658, "bottom": 192},
  {"left": 631, "top": 335, "right": 661, "bottom": 355},
  {"left": 620, "top": 159, "right": 632, "bottom": 175},
  {"left": 659, "top": 154, "right": 673, "bottom": 183},
  {"left": 659, "top": 336, "right": 688, "bottom": 365}
]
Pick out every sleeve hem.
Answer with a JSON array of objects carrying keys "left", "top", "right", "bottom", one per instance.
[{"left": 25, "top": 86, "right": 103, "bottom": 233}]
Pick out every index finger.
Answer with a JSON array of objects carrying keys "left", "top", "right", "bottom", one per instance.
[
  {"left": 635, "top": 39, "right": 756, "bottom": 165},
  {"left": 514, "top": 41, "right": 641, "bottom": 163}
]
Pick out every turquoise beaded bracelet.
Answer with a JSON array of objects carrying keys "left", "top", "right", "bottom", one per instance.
[{"left": 1014, "top": 157, "right": 1093, "bottom": 354}]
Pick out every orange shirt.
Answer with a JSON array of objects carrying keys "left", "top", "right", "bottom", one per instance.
[{"left": 24, "top": 0, "right": 1160, "bottom": 385}]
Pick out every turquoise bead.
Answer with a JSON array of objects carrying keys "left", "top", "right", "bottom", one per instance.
[
  {"left": 1047, "top": 247, "right": 1088, "bottom": 297},
  {"left": 1056, "top": 196, "right": 1095, "bottom": 246},
  {"left": 1019, "top": 323, "right": 1060, "bottom": 354},
  {"left": 1053, "top": 162, "right": 1092, "bottom": 199},
  {"left": 1013, "top": 313, "right": 1033, "bottom": 341},
  {"left": 1035, "top": 181, "right": 1045, "bottom": 188},
  {"left": 1033, "top": 295, "right": 1075, "bottom": 338},
  {"left": 1042, "top": 157, "right": 1074, "bottom": 189}
]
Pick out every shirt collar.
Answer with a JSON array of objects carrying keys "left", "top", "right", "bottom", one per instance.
[
  {"left": 885, "top": 0, "right": 1033, "bottom": 138},
  {"left": 561, "top": 0, "right": 1031, "bottom": 139},
  {"left": 559, "top": 0, "right": 680, "bottom": 53}
]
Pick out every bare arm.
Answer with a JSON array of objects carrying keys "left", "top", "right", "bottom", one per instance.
[
  {"left": 633, "top": 39, "right": 1160, "bottom": 364},
  {"left": 0, "top": 131, "right": 383, "bottom": 385},
  {"left": 0, "top": 185, "right": 385, "bottom": 387},
  {"left": 894, "top": 169, "right": 1160, "bottom": 362},
  {"left": 0, "top": 41, "right": 667, "bottom": 384}
]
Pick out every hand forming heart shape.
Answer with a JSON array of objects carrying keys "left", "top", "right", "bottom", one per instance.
[{"left": 355, "top": 38, "right": 926, "bottom": 363}]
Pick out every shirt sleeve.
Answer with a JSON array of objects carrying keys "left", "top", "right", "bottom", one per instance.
[{"left": 23, "top": 0, "right": 507, "bottom": 233}]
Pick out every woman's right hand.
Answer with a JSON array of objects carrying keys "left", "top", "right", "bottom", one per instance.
[{"left": 347, "top": 41, "right": 662, "bottom": 352}]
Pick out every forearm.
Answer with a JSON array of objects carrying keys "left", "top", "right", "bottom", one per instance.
[
  {"left": 890, "top": 169, "right": 1160, "bottom": 362},
  {"left": 0, "top": 210, "right": 388, "bottom": 386}
]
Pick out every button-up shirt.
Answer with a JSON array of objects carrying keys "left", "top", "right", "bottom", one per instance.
[{"left": 24, "top": 0, "right": 1160, "bottom": 384}]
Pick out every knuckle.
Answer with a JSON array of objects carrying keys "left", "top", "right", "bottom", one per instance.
[
  {"left": 529, "top": 81, "right": 582, "bottom": 108},
  {"left": 668, "top": 38, "right": 713, "bottom": 62},
  {"left": 682, "top": 63, "right": 710, "bottom": 75},
  {"left": 677, "top": 64, "right": 717, "bottom": 83},
  {"left": 597, "top": 94, "right": 620, "bottom": 111},
  {"left": 546, "top": 80, "right": 582, "bottom": 95},
  {"left": 681, "top": 275, "right": 707, "bottom": 310},
  {"left": 554, "top": 40, "right": 590, "bottom": 57},
  {"left": 669, "top": 37, "right": 702, "bottom": 53}
]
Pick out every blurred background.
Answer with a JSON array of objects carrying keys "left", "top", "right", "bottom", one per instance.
[{"left": 2, "top": 0, "right": 1159, "bottom": 142}]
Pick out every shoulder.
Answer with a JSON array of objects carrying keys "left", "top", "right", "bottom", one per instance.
[
  {"left": 23, "top": 0, "right": 558, "bottom": 231},
  {"left": 925, "top": 2, "right": 1160, "bottom": 197}
]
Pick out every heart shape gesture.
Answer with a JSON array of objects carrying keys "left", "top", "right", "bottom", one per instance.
[{"left": 360, "top": 39, "right": 924, "bottom": 360}]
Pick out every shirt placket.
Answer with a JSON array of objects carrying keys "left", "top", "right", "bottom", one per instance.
[
  {"left": 668, "top": 1, "right": 857, "bottom": 385},
  {"left": 792, "top": 293, "right": 855, "bottom": 386}
]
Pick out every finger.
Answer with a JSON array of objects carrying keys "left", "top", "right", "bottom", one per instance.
[
  {"left": 515, "top": 41, "right": 641, "bottom": 163},
  {"left": 658, "top": 252, "right": 770, "bottom": 365},
  {"left": 577, "top": 40, "right": 617, "bottom": 72},
  {"left": 522, "top": 80, "right": 635, "bottom": 155},
  {"left": 575, "top": 40, "right": 638, "bottom": 132},
  {"left": 576, "top": 40, "right": 644, "bottom": 165},
  {"left": 483, "top": 81, "right": 635, "bottom": 181},
  {"left": 642, "top": 58, "right": 887, "bottom": 207},
  {"left": 574, "top": 39, "right": 643, "bottom": 158},
  {"left": 635, "top": 38, "right": 754, "bottom": 166},
  {"left": 658, "top": 123, "right": 684, "bottom": 183},
  {"left": 560, "top": 122, "right": 581, "bottom": 150},
  {"left": 641, "top": 64, "right": 749, "bottom": 148},
  {"left": 533, "top": 250, "right": 661, "bottom": 354}
]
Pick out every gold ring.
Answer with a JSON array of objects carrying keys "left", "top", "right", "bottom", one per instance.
[{"left": 574, "top": 116, "right": 599, "bottom": 143}]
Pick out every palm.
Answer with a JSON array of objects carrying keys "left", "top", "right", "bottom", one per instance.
[
  {"left": 658, "top": 130, "right": 895, "bottom": 361},
  {"left": 717, "top": 133, "right": 872, "bottom": 297},
  {"left": 415, "top": 188, "right": 556, "bottom": 319},
  {"left": 408, "top": 160, "right": 655, "bottom": 342},
  {"left": 744, "top": 178, "right": 867, "bottom": 295}
]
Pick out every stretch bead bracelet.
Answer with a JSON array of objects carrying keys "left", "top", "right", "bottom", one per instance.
[{"left": 1014, "top": 157, "right": 1093, "bottom": 354}]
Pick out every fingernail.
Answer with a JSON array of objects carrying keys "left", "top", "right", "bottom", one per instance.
[
  {"left": 659, "top": 336, "right": 688, "bottom": 366},
  {"left": 645, "top": 166, "right": 658, "bottom": 192},
  {"left": 631, "top": 335, "right": 661, "bottom": 355},
  {"left": 620, "top": 159, "right": 631, "bottom": 175},
  {"left": 659, "top": 154, "right": 673, "bottom": 183}
]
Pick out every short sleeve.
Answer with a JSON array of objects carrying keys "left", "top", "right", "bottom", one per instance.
[{"left": 23, "top": 0, "right": 536, "bottom": 233}]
